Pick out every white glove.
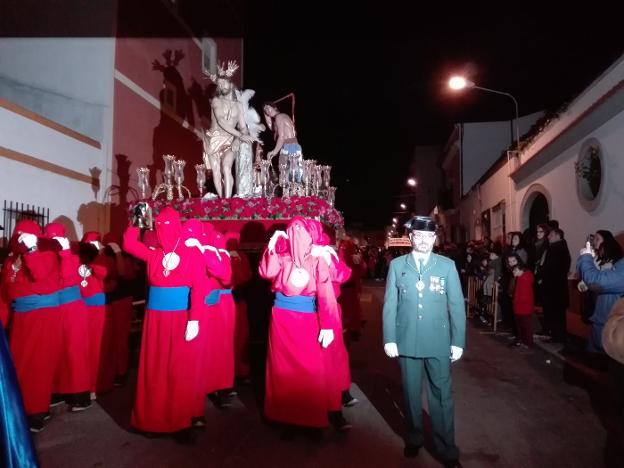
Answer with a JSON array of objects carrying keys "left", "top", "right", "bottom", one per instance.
[
  {"left": 580, "top": 241, "right": 595, "bottom": 257},
  {"left": 185, "top": 320, "right": 199, "bottom": 341},
  {"left": 384, "top": 342, "right": 399, "bottom": 358},
  {"left": 108, "top": 242, "right": 122, "bottom": 254},
  {"left": 577, "top": 281, "right": 588, "bottom": 293},
  {"left": 185, "top": 238, "right": 201, "bottom": 249},
  {"left": 450, "top": 345, "right": 463, "bottom": 362},
  {"left": 18, "top": 233, "right": 37, "bottom": 249},
  {"left": 311, "top": 245, "right": 332, "bottom": 266},
  {"left": 203, "top": 244, "right": 221, "bottom": 260},
  {"left": 89, "top": 240, "right": 103, "bottom": 251},
  {"left": 268, "top": 230, "right": 288, "bottom": 253},
  {"left": 318, "top": 329, "right": 334, "bottom": 348},
  {"left": 53, "top": 236, "right": 70, "bottom": 250}
]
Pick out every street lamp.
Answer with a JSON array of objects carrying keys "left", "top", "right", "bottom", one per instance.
[
  {"left": 407, "top": 178, "right": 417, "bottom": 187},
  {"left": 400, "top": 203, "right": 407, "bottom": 210},
  {"left": 449, "top": 75, "right": 520, "bottom": 231},
  {"left": 392, "top": 217, "right": 398, "bottom": 223},
  {"left": 448, "top": 76, "right": 520, "bottom": 151}
]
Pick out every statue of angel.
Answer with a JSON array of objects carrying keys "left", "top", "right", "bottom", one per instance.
[{"left": 234, "top": 88, "right": 265, "bottom": 197}]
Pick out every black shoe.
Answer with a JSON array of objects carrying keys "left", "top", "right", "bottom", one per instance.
[
  {"left": 403, "top": 443, "right": 421, "bottom": 458},
  {"left": 70, "top": 401, "right": 92, "bottom": 412},
  {"left": 191, "top": 416, "right": 206, "bottom": 428},
  {"left": 443, "top": 460, "right": 463, "bottom": 468},
  {"left": 342, "top": 390, "right": 359, "bottom": 407},
  {"left": 208, "top": 392, "right": 232, "bottom": 409},
  {"left": 49, "top": 394, "right": 66, "bottom": 408},
  {"left": 29, "top": 414, "right": 49, "bottom": 433},
  {"left": 329, "top": 411, "right": 352, "bottom": 431}
]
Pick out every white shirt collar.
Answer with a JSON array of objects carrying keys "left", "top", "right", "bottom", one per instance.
[{"left": 411, "top": 250, "right": 431, "bottom": 268}]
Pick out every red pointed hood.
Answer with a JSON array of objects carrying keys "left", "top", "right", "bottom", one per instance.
[
  {"left": 224, "top": 231, "right": 240, "bottom": 250},
  {"left": 181, "top": 219, "right": 203, "bottom": 241},
  {"left": 287, "top": 217, "right": 312, "bottom": 267},
  {"left": 43, "top": 222, "right": 66, "bottom": 238},
  {"left": 154, "top": 207, "right": 182, "bottom": 252},
  {"left": 306, "top": 219, "right": 324, "bottom": 245},
  {"left": 10, "top": 220, "right": 42, "bottom": 254}
]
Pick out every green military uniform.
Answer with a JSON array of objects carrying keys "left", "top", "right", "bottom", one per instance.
[{"left": 383, "top": 252, "right": 466, "bottom": 461}]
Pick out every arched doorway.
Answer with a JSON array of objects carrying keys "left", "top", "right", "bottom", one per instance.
[
  {"left": 528, "top": 193, "right": 549, "bottom": 229},
  {"left": 520, "top": 184, "right": 551, "bottom": 232}
]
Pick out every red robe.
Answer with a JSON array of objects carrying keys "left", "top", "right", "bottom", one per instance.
[
  {"left": 181, "top": 219, "right": 230, "bottom": 417},
  {"left": 259, "top": 217, "right": 339, "bottom": 428},
  {"left": 225, "top": 232, "right": 252, "bottom": 378},
  {"left": 110, "top": 253, "right": 136, "bottom": 379},
  {"left": 53, "top": 248, "right": 91, "bottom": 395},
  {"left": 123, "top": 207, "right": 203, "bottom": 433},
  {"left": 202, "top": 229, "right": 235, "bottom": 395},
  {"left": 307, "top": 220, "right": 353, "bottom": 411},
  {"left": 79, "top": 251, "right": 117, "bottom": 393},
  {"left": 3, "top": 243, "right": 63, "bottom": 415},
  {"left": 339, "top": 240, "right": 365, "bottom": 334}
]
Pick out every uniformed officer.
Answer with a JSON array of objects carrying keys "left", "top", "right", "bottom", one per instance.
[{"left": 383, "top": 216, "right": 465, "bottom": 468}]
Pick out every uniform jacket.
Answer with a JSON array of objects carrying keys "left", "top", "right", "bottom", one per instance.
[{"left": 383, "top": 253, "right": 466, "bottom": 358}]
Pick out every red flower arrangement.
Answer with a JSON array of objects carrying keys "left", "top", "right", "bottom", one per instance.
[{"left": 145, "top": 196, "right": 344, "bottom": 229}]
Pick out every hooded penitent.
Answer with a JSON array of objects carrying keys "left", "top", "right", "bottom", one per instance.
[
  {"left": 154, "top": 207, "right": 182, "bottom": 253},
  {"left": 10, "top": 220, "right": 42, "bottom": 254}
]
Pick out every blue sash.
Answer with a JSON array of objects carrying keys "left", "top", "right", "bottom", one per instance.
[
  {"left": 148, "top": 286, "right": 190, "bottom": 311},
  {"left": 58, "top": 286, "right": 81, "bottom": 305},
  {"left": 274, "top": 292, "right": 316, "bottom": 313},
  {"left": 12, "top": 292, "right": 60, "bottom": 313},
  {"left": 204, "top": 289, "right": 232, "bottom": 306},
  {"left": 84, "top": 293, "right": 107, "bottom": 307}
]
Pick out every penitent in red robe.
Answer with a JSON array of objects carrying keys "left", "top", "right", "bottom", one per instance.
[
  {"left": 259, "top": 217, "right": 339, "bottom": 428},
  {"left": 181, "top": 219, "right": 230, "bottom": 417},
  {"left": 202, "top": 227, "right": 235, "bottom": 395},
  {"left": 123, "top": 207, "right": 203, "bottom": 433},
  {"left": 43, "top": 223, "right": 91, "bottom": 396},
  {"left": 225, "top": 231, "right": 252, "bottom": 378},
  {"left": 307, "top": 220, "right": 353, "bottom": 412},
  {"left": 2, "top": 220, "right": 63, "bottom": 416}
]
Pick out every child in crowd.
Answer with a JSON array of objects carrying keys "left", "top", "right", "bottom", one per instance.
[{"left": 511, "top": 255, "right": 535, "bottom": 348}]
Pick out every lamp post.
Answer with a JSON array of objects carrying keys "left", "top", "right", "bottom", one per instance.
[
  {"left": 449, "top": 76, "right": 520, "bottom": 231},
  {"left": 448, "top": 76, "right": 520, "bottom": 151}
]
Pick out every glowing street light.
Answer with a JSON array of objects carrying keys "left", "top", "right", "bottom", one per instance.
[
  {"left": 448, "top": 75, "right": 520, "bottom": 150},
  {"left": 400, "top": 203, "right": 407, "bottom": 210},
  {"left": 407, "top": 178, "right": 417, "bottom": 187},
  {"left": 392, "top": 217, "right": 398, "bottom": 223}
]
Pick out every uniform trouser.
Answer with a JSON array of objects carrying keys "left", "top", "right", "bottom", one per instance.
[
  {"left": 399, "top": 356, "right": 459, "bottom": 462},
  {"left": 543, "top": 298, "right": 567, "bottom": 341}
]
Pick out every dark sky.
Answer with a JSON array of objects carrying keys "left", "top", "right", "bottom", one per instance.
[{"left": 243, "top": 2, "right": 622, "bottom": 229}]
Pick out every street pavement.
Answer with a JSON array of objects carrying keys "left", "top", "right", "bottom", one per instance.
[{"left": 35, "top": 282, "right": 624, "bottom": 467}]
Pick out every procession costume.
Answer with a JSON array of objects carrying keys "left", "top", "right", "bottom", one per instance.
[
  {"left": 181, "top": 219, "right": 230, "bottom": 417},
  {"left": 307, "top": 220, "right": 352, "bottom": 413},
  {"left": 2, "top": 221, "right": 63, "bottom": 429},
  {"left": 338, "top": 239, "right": 365, "bottom": 336},
  {"left": 383, "top": 216, "right": 465, "bottom": 465},
  {"left": 201, "top": 227, "right": 236, "bottom": 399},
  {"left": 259, "top": 217, "right": 339, "bottom": 428},
  {"left": 225, "top": 231, "right": 252, "bottom": 379},
  {"left": 123, "top": 207, "right": 203, "bottom": 433},
  {"left": 42, "top": 223, "right": 91, "bottom": 407},
  {"left": 79, "top": 232, "right": 117, "bottom": 394}
]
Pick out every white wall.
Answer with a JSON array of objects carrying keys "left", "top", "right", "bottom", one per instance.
[
  {"left": 0, "top": 38, "right": 115, "bottom": 141},
  {"left": 515, "top": 109, "right": 624, "bottom": 254},
  {"left": 462, "top": 112, "right": 543, "bottom": 195}
]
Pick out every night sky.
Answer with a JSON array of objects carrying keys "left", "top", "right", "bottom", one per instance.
[{"left": 243, "top": 2, "right": 622, "bottom": 230}]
